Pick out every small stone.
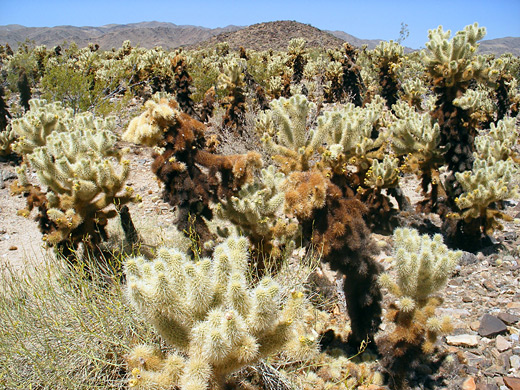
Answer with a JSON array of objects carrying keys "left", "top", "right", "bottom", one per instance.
[
  {"left": 463, "top": 377, "right": 477, "bottom": 390},
  {"left": 477, "top": 384, "right": 499, "bottom": 390},
  {"left": 461, "top": 251, "right": 478, "bottom": 265},
  {"left": 479, "top": 314, "right": 508, "bottom": 337},
  {"left": 510, "top": 355, "right": 520, "bottom": 370},
  {"left": 507, "top": 303, "right": 520, "bottom": 310},
  {"left": 503, "top": 377, "right": 520, "bottom": 390},
  {"left": 463, "top": 296, "right": 474, "bottom": 303},
  {"left": 471, "top": 321, "right": 482, "bottom": 331},
  {"left": 497, "top": 335, "right": 512, "bottom": 352},
  {"left": 499, "top": 313, "right": 520, "bottom": 325},
  {"left": 8, "top": 246, "right": 17, "bottom": 251},
  {"left": 447, "top": 334, "right": 480, "bottom": 347},
  {"left": 483, "top": 280, "right": 497, "bottom": 291},
  {"left": 466, "top": 351, "right": 485, "bottom": 365}
]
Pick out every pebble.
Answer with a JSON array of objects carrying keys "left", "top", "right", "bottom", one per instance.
[
  {"left": 463, "top": 377, "right": 477, "bottom": 390},
  {"left": 479, "top": 314, "right": 508, "bottom": 338},
  {"left": 447, "top": 334, "right": 480, "bottom": 347},
  {"left": 496, "top": 335, "right": 512, "bottom": 352},
  {"left": 510, "top": 355, "right": 520, "bottom": 371},
  {"left": 8, "top": 245, "right": 17, "bottom": 251}
]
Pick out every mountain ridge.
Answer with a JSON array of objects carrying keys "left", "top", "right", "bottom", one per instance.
[{"left": 0, "top": 21, "right": 518, "bottom": 55}]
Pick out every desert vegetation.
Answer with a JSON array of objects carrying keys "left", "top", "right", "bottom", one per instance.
[{"left": 0, "top": 22, "right": 519, "bottom": 389}]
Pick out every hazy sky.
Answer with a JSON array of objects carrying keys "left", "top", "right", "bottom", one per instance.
[{"left": 1, "top": 0, "right": 519, "bottom": 49}]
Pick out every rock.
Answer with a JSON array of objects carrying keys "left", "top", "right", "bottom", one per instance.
[
  {"left": 511, "top": 355, "right": 520, "bottom": 371},
  {"left": 499, "top": 313, "right": 520, "bottom": 325},
  {"left": 461, "top": 251, "right": 479, "bottom": 265},
  {"left": 466, "top": 351, "right": 485, "bottom": 365},
  {"left": 507, "top": 303, "right": 520, "bottom": 310},
  {"left": 463, "top": 377, "right": 477, "bottom": 390},
  {"left": 476, "top": 384, "right": 499, "bottom": 390},
  {"left": 483, "top": 280, "right": 497, "bottom": 291},
  {"left": 8, "top": 246, "right": 17, "bottom": 251},
  {"left": 503, "top": 377, "right": 520, "bottom": 390},
  {"left": 447, "top": 334, "right": 480, "bottom": 347},
  {"left": 463, "top": 296, "right": 474, "bottom": 303},
  {"left": 479, "top": 314, "right": 508, "bottom": 337},
  {"left": 497, "top": 335, "right": 512, "bottom": 352}
]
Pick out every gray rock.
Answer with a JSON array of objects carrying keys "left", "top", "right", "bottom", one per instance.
[
  {"left": 479, "top": 314, "right": 508, "bottom": 338},
  {"left": 460, "top": 251, "right": 479, "bottom": 265},
  {"left": 498, "top": 312, "right": 520, "bottom": 325}
]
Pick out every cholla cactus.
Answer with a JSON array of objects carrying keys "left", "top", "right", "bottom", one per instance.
[
  {"left": 258, "top": 94, "right": 323, "bottom": 173},
  {"left": 358, "top": 155, "right": 401, "bottom": 231},
  {"left": 373, "top": 40, "right": 404, "bottom": 108},
  {"left": 11, "top": 99, "right": 73, "bottom": 155},
  {"left": 216, "top": 165, "right": 299, "bottom": 260},
  {"left": 218, "top": 59, "right": 247, "bottom": 131},
  {"left": 474, "top": 117, "right": 520, "bottom": 162},
  {"left": 124, "top": 95, "right": 262, "bottom": 250},
  {"left": 264, "top": 53, "right": 293, "bottom": 98},
  {"left": 323, "top": 60, "right": 343, "bottom": 103},
  {"left": 378, "top": 228, "right": 462, "bottom": 388},
  {"left": 319, "top": 96, "right": 387, "bottom": 174},
  {"left": 16, "top": 116, "right": 135, "bottom": 255},
  {"left": 123, "top": 96, "right": 177, "bottom": 146},
  {"left": 0, "top": 125, "right": 16, "bottom": 156},
  {"left": 364, "top": 155, "right": 400, "bottom": 189},
  {"left": 422, "top": 23, "right": 496, "bottom": 87},
  {"left": 125, "top": 235, "right": 316, "bottom": 390},
  {"left": 287, "top": 38, "right": 307, "bottom": 84},
  {"left": 390, "top": 101, "right": 445, "bottom": 212},
  {"left": 401, "top": 78, "right": 428, "bottom": 111},
  {"left": 451, "top": 157, "right": 518, "bottom": 235},
  {"left": 424, "top": 23, "right": 499, "bottom": 202}
]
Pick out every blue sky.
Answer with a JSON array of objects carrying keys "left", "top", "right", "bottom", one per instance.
[{"left": 1, "top": 0, "right": 519, "bottom": 49}]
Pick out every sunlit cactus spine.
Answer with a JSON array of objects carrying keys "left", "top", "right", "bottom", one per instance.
[{"left": 125, "top": 235, "right": 316, "bottom": 390}]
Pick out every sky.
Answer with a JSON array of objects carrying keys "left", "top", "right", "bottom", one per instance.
[{"left": 1, "top": 0, "right": 519, "bottom": 49}]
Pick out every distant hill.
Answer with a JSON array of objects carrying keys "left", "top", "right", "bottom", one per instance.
[
  {"left": 0, "top": 21, "right": 518, "bottom": 56},
  {"left": 478, "top": 37, "right": 520, "bottom": 56},
  {"left": 190, "top": 21, "right": 346, "bottom": 51},
  {"left": 326, "top": 29, "right": 382, "bottom": 50},
  {"left": 0, "top": 22, "right": 242, "bottom": 50}
]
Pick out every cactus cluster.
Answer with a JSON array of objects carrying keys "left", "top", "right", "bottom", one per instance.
[
  {"left": 125, "top": 235, "right": 317, "bottom": 390},
  {"left": 13, "top": 104, "right": 135, "bottom": 257}
]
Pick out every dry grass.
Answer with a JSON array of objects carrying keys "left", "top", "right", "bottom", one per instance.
[{"left": 0, "top": 252, "right": 158, "bottom": 389}]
